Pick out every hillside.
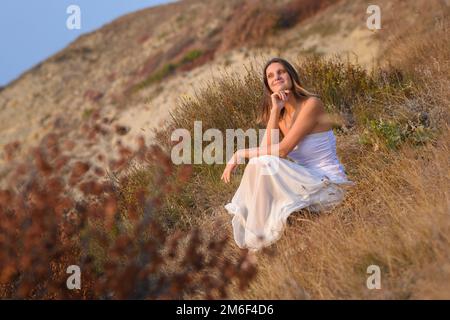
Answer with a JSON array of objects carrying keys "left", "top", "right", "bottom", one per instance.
[
  {"left": 0, "top": 0, "right": 397, "bottom": 186},
  {"left": 0, "top": 0, "right": 449, "bottom": 299}
]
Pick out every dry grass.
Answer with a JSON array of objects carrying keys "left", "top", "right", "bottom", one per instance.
[
  {"left": 147, "top": 4, "right": 450, "bottom": 299},
  {"left": 224, "top": 126, "right": 449, "bottom": 299},
  {"left": 1, "top": 0, "right": 449, "bottom": 300}
]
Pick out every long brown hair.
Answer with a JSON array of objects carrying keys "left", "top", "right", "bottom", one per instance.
[{"left": 257, "top": 57, "right": 319, "bottom": 126}]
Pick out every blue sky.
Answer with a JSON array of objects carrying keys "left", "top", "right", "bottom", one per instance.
[{"left": 0, "top": 0, "right": 177, "bottom": 86}]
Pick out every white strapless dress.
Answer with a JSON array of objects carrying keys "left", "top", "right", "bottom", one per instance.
[{"left": 224, "top": 130, "right": 354, "bottom": 251}]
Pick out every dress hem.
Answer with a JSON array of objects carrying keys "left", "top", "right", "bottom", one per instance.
[{"left": 224, "top": 178, "right": 353, "bottom": 251}]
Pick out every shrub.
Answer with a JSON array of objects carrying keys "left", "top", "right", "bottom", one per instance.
[
  {"left": 132, "top": 49, "right": 204, "bottom": 93},
  {"left": 0, "top": 109, "right": 257, "bottom": 299},
  {"left": 181, "top": 50, "right": 203, "bottom": 65}
]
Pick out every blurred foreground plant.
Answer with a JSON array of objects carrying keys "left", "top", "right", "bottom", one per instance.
[{"left": 0, "top": 112, "right": 257, "bottom": 299}]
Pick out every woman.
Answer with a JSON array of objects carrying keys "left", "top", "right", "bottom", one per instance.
[{"left": 221, "top": 57, "right": 354, "bottom": 251}]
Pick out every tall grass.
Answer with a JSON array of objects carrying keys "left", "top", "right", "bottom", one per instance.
[
  {"left": 1, "top": 2, "right": 449, "bottom": 300},
  {"left": 137, "top": 8, "right": 448, "bottom": 299},
  {"left": 143, "top": 49, "right": 444, "bottom": 232},
  {"left": 227, "top": 126, "right": 449, "bottom": 299}
]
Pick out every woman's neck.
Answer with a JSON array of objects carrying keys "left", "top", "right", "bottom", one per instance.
[{"left": 284, "top": 95, "right": 302, "bottom": 116}]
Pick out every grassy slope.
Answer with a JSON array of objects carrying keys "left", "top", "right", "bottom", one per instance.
[
  {"left": 117, "top": 3, "right": 449, "bottom": 299},
  {"left": 1, "top": 0, "right": 448, "bottom": 300}
]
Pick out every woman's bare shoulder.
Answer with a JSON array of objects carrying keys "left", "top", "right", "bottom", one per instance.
[{"left": 302, "top": 96, "right": 324, "bottom": 110}]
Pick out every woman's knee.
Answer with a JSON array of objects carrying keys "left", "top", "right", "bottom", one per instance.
[
  {"left": 248, "top": 155, "right": 279, "bottom": 165},
  {"left": 246, "top": 155, "right": 281, "bottom": 176}
]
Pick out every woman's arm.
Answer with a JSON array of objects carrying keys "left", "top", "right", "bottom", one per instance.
[
  {"left": 260, "top": 107, "right": 282, "bottom": 149},
  {"left": 235, "top": 97, "right": 323, "bottom": 161},
  {"left": 221, "top": 97, "right": 323, "bottom": 183},
  {"left": 221, "top": 99, "right": 282, "bottom": 183}
]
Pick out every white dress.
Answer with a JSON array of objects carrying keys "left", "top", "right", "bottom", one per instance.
[{"left": 224, "top": 130, "right": 354, "bottom": 251}]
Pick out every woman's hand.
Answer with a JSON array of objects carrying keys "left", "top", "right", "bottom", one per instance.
[
  {"left": 271, "top": 89, "right": 290, "bottom": 113},
  {"left": 221, "top": 153, "right": 240, "bottom": 184}
]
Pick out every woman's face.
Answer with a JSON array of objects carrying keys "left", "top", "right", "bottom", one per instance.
[{"left": 266, "top": 62, "right": 292, "bottom": 93}]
